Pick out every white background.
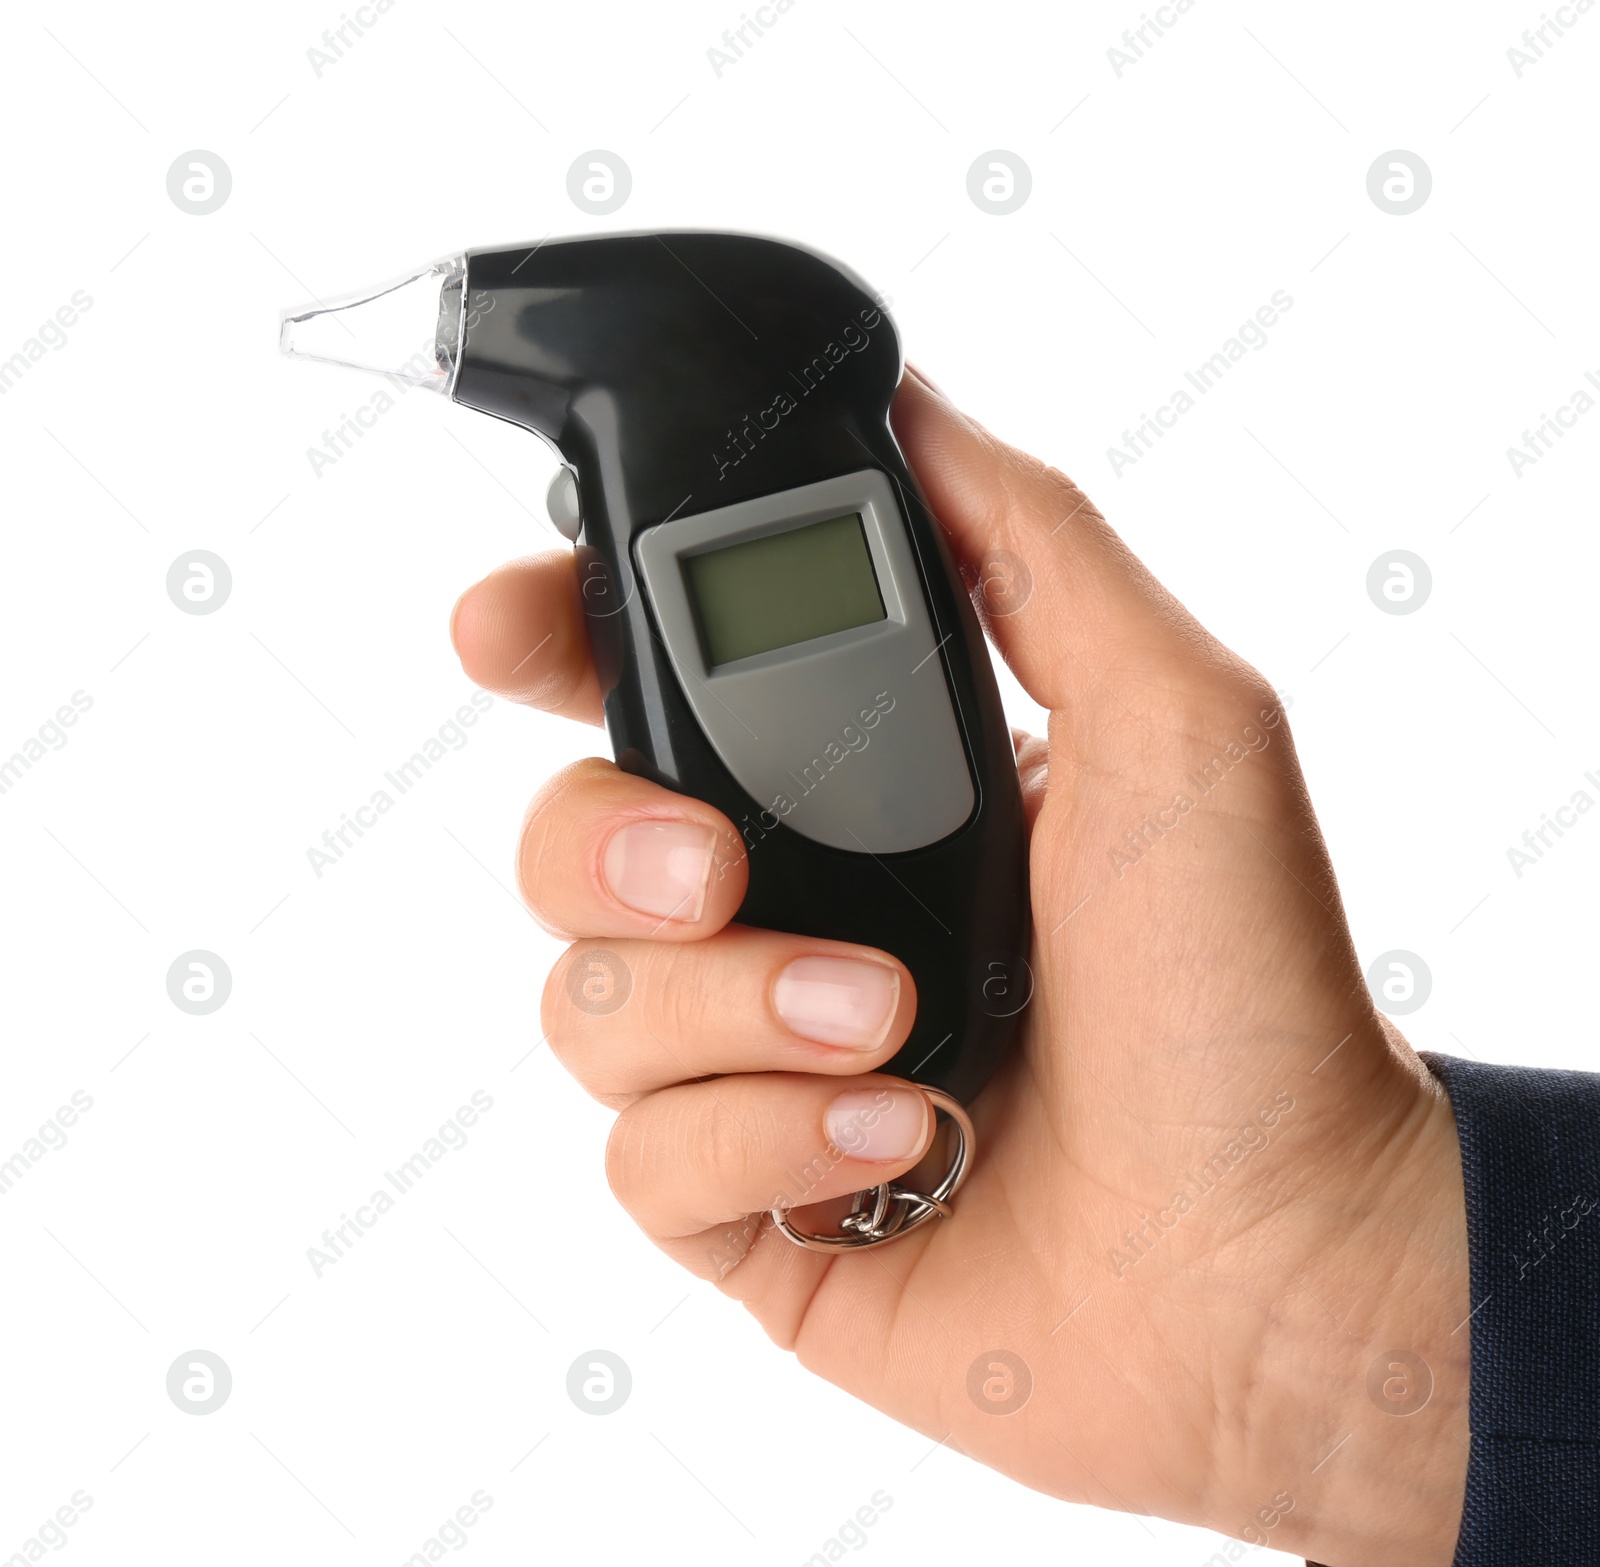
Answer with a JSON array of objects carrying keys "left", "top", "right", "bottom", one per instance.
[{"left": 2, "top": 0, "right": 1596, "bottom": 1562}]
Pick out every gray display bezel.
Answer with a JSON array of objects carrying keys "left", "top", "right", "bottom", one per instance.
[
  {"left": 634, "top": 469, "right": 976, "bottom": 854},
  {"left": 639, "top": 472, "right": 915, "bottom": 675}
]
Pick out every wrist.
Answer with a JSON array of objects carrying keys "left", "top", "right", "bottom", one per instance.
[{"left": 1222, "top": 1050, "right": 1470, "bottom": 1566}]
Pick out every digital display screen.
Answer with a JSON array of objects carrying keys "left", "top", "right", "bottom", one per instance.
[{"left": 683, "top": 512, "right": 886, "bottom": 667}]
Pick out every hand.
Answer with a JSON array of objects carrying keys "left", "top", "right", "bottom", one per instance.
[{"left": 450, "top": 369, "right": 1469, "bottom": 1566}]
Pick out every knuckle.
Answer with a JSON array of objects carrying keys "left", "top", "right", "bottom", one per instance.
[
  {"left": 1146, "top": 653, "right": 1296, "bottom": 786},
  {"left": 639, "top": 943, "right": 715, "bottom": 1046},
  {"left": 1145, "top": 641, "right": 1277, "bottom": 725},
  {"left": 676, "top": 1089, "right": 755, "bottom": 1189},
  {"left": 1041, "top": 463, "right": 1107, "bottom": 529},
  {"left": 1224, "top": 655, "right": 1277, "bottom": 707},
  {"left": 605, "top": 1091, "right": 744, "bottom": 1213},
  {"left": 1216, "top": 660, "right": 1293, "bottom": 742}
]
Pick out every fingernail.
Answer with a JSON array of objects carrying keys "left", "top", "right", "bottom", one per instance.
[
  {"left": 774, "top": 957, "right": 900, "bottom": 1049},
  {"left": 824, "top": 1087, "right": 929, "bottom": 1164},
  {"left": 906, "top": 362, "right": 950, "bottom": 400},
  {"left": 602, "top": 820, "right": 716, "bottom": 922}
]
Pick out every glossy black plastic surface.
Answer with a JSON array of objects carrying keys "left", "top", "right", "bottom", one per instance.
[{"left": 453, "top": 232, "right": 1029, "bottom": 1106}]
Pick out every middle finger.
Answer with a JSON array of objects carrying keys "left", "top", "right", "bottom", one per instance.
[{"left": 543, "top": 926, "right": 917, "bottom": 1104}]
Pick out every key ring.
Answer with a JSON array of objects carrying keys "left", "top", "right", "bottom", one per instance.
[{"left": 770, "top": 1088, "right": 975, "bottom": 1252}]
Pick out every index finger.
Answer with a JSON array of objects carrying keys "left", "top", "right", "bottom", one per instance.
[{"left": 450, "top": 551, "right": 603, "bottom": 725}]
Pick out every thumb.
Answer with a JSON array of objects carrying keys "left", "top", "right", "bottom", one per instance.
[{"left": 891, "top": 367, "right": 1217, "bottom": 716}]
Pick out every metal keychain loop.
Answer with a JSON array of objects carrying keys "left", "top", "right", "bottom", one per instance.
[{"left": 770, "top": 1088, "right": 975, "bottom": 1252}]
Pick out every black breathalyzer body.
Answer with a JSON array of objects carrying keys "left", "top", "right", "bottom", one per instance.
[{"left": 283, "top": 232, "right": 1030, "bottom": 1240}]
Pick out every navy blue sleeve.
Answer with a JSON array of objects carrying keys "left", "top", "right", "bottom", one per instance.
[{"left": 1419, "top": 1052, "right": 1600, "bottom": 1566}]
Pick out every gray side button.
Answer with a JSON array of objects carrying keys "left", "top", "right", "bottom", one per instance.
[{"left": 547, "top": 467, "right": 582, "bottom": 542}]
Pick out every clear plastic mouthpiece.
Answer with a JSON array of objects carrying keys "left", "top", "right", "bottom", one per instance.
[{"left": 279, "top": 253, "right": 467, "bottom": 393}]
